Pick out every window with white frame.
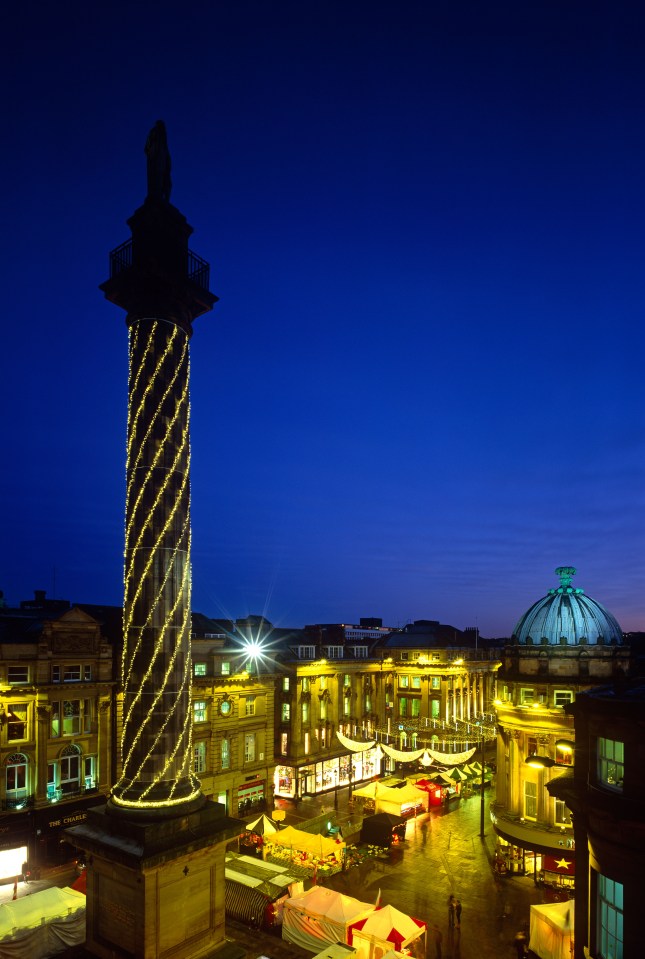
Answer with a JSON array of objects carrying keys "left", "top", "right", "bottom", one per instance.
[
  {"left": 194, "top": 662, "right": 207, "bottom": 677},
  {"left": 245, "top": 696, "right": 256, "bottom": 716},
  {"left": 520, "top": 688, "right": 534, "bottom": 705},
  {"left": 7, "top": 704, "right": 28, "bottom": 742},
  {"left": 431, "top": 677, "right": 441, "bottom": 689},
  {"left": 84, "top": 755, "right": 96, "bottom": 788},
  {"left": 524, "top": 780, "right": 537, "bottom": 819},
  {"left": 244, "top": 733, "right": 256, "bottom": 763},
  {"left": 353, "top": 647, "right": 368, "bottom": 658},
  {"left": 302, "top": 701, "right": 310, "bottom": 723},
  {"left": 194, "top": 742, "right": 207, "bottom": 774},
  {"left": 60, "top": 745, "right": 81, "bottom": 794},
  {"left": 554, "top": 798, "right": 572, "bottom": 825},
  {"left": 399, "top": 675, "right": 409, "bottom": 688},
  {"left": 412, "top": 676, "right": 422, "bottom": 689},
  {"left": 298, "top": 646, "right": 316, "bottom": 659},
  {"left": 302, "top": 677, "right": 310, "bottom": 693},
  {"left": 554, "top": 689, "right": 574, "bottom": 707},
  {"left": 598, "top": 737, "right": 624, "bottom": 791},
  {"left": 8, "top": 666, "right": 29, "bottom": 685},
  {"left": 193, "top": 700, "right": 207, "bottom": 723},
  {"left": 597, "top": 874, "right": 623, "bottom": 959},
  {"left": 411, "top": 698, "right": 421, "bottom": 718},
  {"left": 5, "top": 753, "right": 28, "bottom": 801},
  {"left": 221, "top": 738, "right": 230, "bottom": 770},
  {"left": 324, "top": 646, "right": 343, "bottom": 658},
  {"left": 221, "top": 661, "right": 231, "bottom": 676}
]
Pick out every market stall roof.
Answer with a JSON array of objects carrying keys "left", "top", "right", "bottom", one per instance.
[
  {"left": 0, "top": 886, "right": 85, "bottom": 936},
  {"left": 350, "top": 904, "right": 426, "bottom": 949},
  {"left": 529, "top": 900, "right": 574, "bottom": 959},
  {"left": 246, "top": 813, "right": 279, "bottom": 835},
  {"left": 271, "top": 825, "right": 345, "bottom": 855}
]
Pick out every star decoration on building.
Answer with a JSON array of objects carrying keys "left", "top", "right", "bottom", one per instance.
[{"left": 554, "top": 857, "right": 571, "bottom": 870}]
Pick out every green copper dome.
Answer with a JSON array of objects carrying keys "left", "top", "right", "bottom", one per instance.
[{"left": 512, "top": 567, "right": 624, "bottom": 646}]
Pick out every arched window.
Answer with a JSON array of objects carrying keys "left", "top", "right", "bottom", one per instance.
[
  {"left": 60, "top": 744, "right": 81, "bottom": 795},
  {"left": 5, "top": 753, "right": 28, "bottom": 803}
]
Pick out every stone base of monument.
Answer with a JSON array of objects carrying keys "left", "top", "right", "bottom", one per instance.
[{"left": 67, "top": 800, "right": 244, "bottom": 959}]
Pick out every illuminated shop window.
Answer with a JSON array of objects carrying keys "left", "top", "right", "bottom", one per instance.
[
  {"left": 598, "top": 738, "right": 624, "bottom": 792},
  {"left": 597, "top": 875, "right": 623, "bottom": 959},
  {"left": 194, "top": 742, "right": 206, "bottom": 774},
  {"left": 8, "top": 666, "right": 29, "bottom": 685},
  {"left": 193, "top": 700, "right": 207, "bottom": 723},
  {"left": 7, "top": 704, "right": 28, "bottom": 742},
  {"left": 524, "top": 781, "right": 537, "bottom": 820}
]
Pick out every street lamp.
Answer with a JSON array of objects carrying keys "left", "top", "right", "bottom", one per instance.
[{"left": 479, "top": 726, "right": 486, "bottom": 838}]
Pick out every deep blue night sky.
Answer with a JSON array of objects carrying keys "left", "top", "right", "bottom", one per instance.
[{"left": 2, "top": 1, "right": 644, "bottom": 635}]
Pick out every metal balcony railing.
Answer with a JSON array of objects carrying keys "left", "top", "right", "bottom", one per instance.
[
  {"left": 2, "top": 794, "right": 35, "bottom": 811},
  {"left": 108, "top": 240, "right": 211, "bottom": 292}
]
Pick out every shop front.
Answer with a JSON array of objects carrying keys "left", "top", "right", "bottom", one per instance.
[
  {"left": 32, "top": 795, "right": 105, "bottom": 869},
  {"left": 237, "top": 778, "right": 266, "bottom": 815},
  {"left": 0, "top": 817, "right": 31, "bottom": 883},
  {"left": 273, "top": 747, "right": 380, "bottom": 801}
]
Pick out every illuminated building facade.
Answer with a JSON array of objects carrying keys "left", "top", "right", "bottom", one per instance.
[
  {"left": 548, "top": 682, "right": 645, "bottom": 959},
  {"left": 491, "top": 566, "right": 629, "bottom": 887},
  {"left": 274, "top": 620, "right": 500, "bottom": 802},
  {"left": 0, "top": 592, "right": 114, "bottom": 879}
]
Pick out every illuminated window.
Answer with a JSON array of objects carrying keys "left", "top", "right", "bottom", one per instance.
[
  {"left": 304, "top": 731, "right": 310, "bottom": 754},
  {"left": 281, "top": 702, "right": 290, "bottom": 722},
  {"left": 524, "top": 781, "right": 537, "bottom": 820},
  {"left": 399, "top": 697, "right": 408, "bottom": 717},
  {"left": 520, "top": 688, "right": 534, "bottom": 705},
  {"left": 411, "top": 698, "right": 421, "bottom": 718},
  {"left": 431, "top": 699, "right": 440, "bottom": 718},
  {"left": 60, "top": 745, "right": 81, "bottom": 794},
  {"left": 63, "top": 701, "right": 81, "bottom": 736},
  {"left": 343, "top": 674, "right": 351, "bottom": 687},
  {"left": 554, "top": 690, "right": 573, "bottom": 707},
  {"left": 244, "top": 733, "right": 256, "bottom": 763},
  {"left": 7, "top": 705, "right": 28, "bottom": 742},
  {"left": 431, "top": 677, "right": 441, "bottom": 689},
  {"left": 8, "top": 666, "right": 29, "bottom": 685},
  {"left": 193, "top": 700, "right": 207, "bottom": 723},
  {"left": 221, "top": 662, "right": 231, "bottom": 676},
  {"left": 5, "top": 753, "right": 28, "bottom": 802},
  {"left": 399, "top": 676, "right": 409, "bottom": 688},
  {"left": 554, "top": 798, "right": 572, "bottom": 825},
  {"left": 280, "top": 732, "right": 288, "bottom": 755},
  {"left": 319, "top": 676, "right": 327, "bottom": 690},
  {"left": 320, "top": 699, "right": 328, "bottom": 720},
  {"left": 598, "top": 738, "right": 624, "bottom": 792},
  {"left": 527, "top": 736, "right": 538, "bottom": 757},
  {"left": 221, "top": 738, "right": 230, "bottom": 770},
  {"left": 194, "top": 742, "right": 206, "bottom": 774},
  {"left": 194, "top": 663, "right": 207, "bottom": 677},
  {"left": 556, "top": 743, "right": 573, "bottom": 766},
  {"left": 302, "top": 677, "right": 310, "bottom": 693},
  {"left": 302, "top": 701, "right": 310, "bottom": 723},
  {"left": 245, "top": 696, "right": 256, "bottom": 717},
  {"left": 84, "top": 756, "right": 96, "bottom": 788},
  {"left": 412, "top": 676, "right": 422, "bottom": 689},
  {"left": 343, "top": 697, "right": 350, "bottom": 717},
  {"left": 363, "top": 696, "right": 370, "bottom": 714},
  {"left": 282, "top": 677, "right": 290, "bottom": 692},
  {"left": 597, "top": 875, "right": 623, "bottom": 959}
]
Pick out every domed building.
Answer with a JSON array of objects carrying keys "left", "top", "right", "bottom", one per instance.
[{"left": 490, "top": 567, "right": 630, "bottom": 888}]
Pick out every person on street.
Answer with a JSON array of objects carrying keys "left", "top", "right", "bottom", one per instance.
[{"left": 431, "top": 923, "right": 443, "bottom": 959}]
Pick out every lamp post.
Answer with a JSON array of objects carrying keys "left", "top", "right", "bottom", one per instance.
[{"left": 479, "top": 727, "right": 486, "bottom": 839}]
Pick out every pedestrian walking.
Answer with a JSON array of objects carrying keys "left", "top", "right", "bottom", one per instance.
[
  {"left": 431, "top": 923, "right": 443, "bottom": 959},
  {"left": 455, "top": 898, "right": 462, "bottom": 926},
  {"left": 448, "top": 895, "right": 458, "bottom": 927}
]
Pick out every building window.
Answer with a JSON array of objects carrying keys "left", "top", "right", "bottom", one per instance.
[
  {"left": 527, "top": 736, "right": 538, "bottom": 758},
  {"left": 598, "top": 737, "right": 624, "bottom": 791},
  {"left": 245, "top": 696, "right": 256, "bottom": 717},
  {"left": 319, "top": 676, "right": 327, "bottom": 690},
  {"left": 431, "top": 699, "right": 440, "bottom": 718},
  {"left": 7, "top": 705, "right": 28, "bottom": 742},
  {"left": 412, "top": 676, "right": 422, "bottom": 689},
  {"left": 302, "top": 701, "right": 310, "bottom": 723},
  {"left": 282, "top": 677, "right": 290, "bottom": 692},
  {"left": 221, "top": 662, "right": 231, "bottom": 676},
  {"left": 8, "top": 666, "right": 29, "bottom": 685},
  {"left": 431, "top": 677, "right": 441, "bottom": 689},
  {"left": 399, "top": 697, "right": 408, "bottom": 717},
  {"left": 63, "top": 701, "right": 81, "bottom": 736},
  {"left": 302, "top": 677, "right": 310, "bottom": 693},
  {"left": 520, "top": 688, "right": 534, "bottom": 705},
  {"left": 5, "top": 753, "right": 28, "bottom": 802},
  {"left": 411, "top": 698, "right": 421, "bottom": 718},
  {"left": 325, "top": 646, "right": 343, "bottom": 658},
  {"left": 555, "top": 742, "right": 573, "bottom": 766},
  {"left": 554, "top": 799, "right": 572, "bottom": 825},
  {"left": 280, "top": 732, "right": 288, "bottom": 755},
  {"left": 221, "top": 738, "right": 230, "bottom": 770},
  {"left": 554, "top": 689, "right": 573, "bottom": 707},
  {"left": 298, "top": 647, "right": 316, "bottom": 659},
  {"left": 320, "top": 699, "right": 328, "bottom": 720},
  {"left": 281, "top": 702, "right": 290, "bottom": 722},
  {"left": 194, "top": 742, "right": 206, "bottom": 774},
  {"left": 524, "top": 780, "right": 537, "bottom": 820},
  {"left": 399, "top": 676, "right": 409, "bottom": 688},
  {"left": 60, "top": 745, "right": 81, "bottom": 794},
  {"left": 343, "top": 697, "right": 350, "bottom": 718},
  {"left": 194, "top": 662, "right": 207, "bottom": 677},
  {"left": 597, "top": 874, "right": 623, "bottom": 959},
  {"left": 304, "top": 731, "right": 310, "bottom": 754},
  {"left": 363, "top": 696, "right": 370, "bottom": 714},
  {"left": 244, "top": 733, "right": 256, "bottom": 763},
  {"left": 353, "top": 647, "right": 368, "bottom": 658},
  {"left": 343, "top": 674, "right": 351, "bottom": 687},
  {"left": 84, "top": 756, "right": 96, "bottom": 788},
  {"left": 194, "top": 700, "right": 207, "bottom": 723}
]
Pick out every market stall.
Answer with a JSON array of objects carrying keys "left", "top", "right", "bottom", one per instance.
[
  {"left": 352, "top": 781, "right": 427, "bottom": 819},
  {"left": 349, "top": 904, "right": 426, "bottom": 959},
  {"left": 359, "top": 813, "right": 407, "bottom": 847},
  {"left": 267, "top": 825, "right": 345, "bottom": 873},
  {"left": 282, "top": 885, "right": 375, "bottom": 952},
  {"left": 224, "top": 853, "right": 300, "bottom": 929},
  {"left": 0, "top": 886, "right": 86, "bottom": 959},
  {"left": 529, "top": 900, "right": 574, "bottom": 959}
]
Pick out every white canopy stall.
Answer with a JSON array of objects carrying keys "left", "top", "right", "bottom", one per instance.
[
  {"left": 282, "top": 886, "right": 375, "bottom": 953},
  {"left": 529, "top": 900, "right": 574, "bottom": 959}
]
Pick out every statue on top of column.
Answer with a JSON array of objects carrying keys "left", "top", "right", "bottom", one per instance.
[{"left": 145, "top": 120, "right": 172, "bottom": 202}]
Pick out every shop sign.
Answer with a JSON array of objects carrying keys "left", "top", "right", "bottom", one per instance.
[{"left": 543, "top": 854, "right": 575, "bottom": 875}]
